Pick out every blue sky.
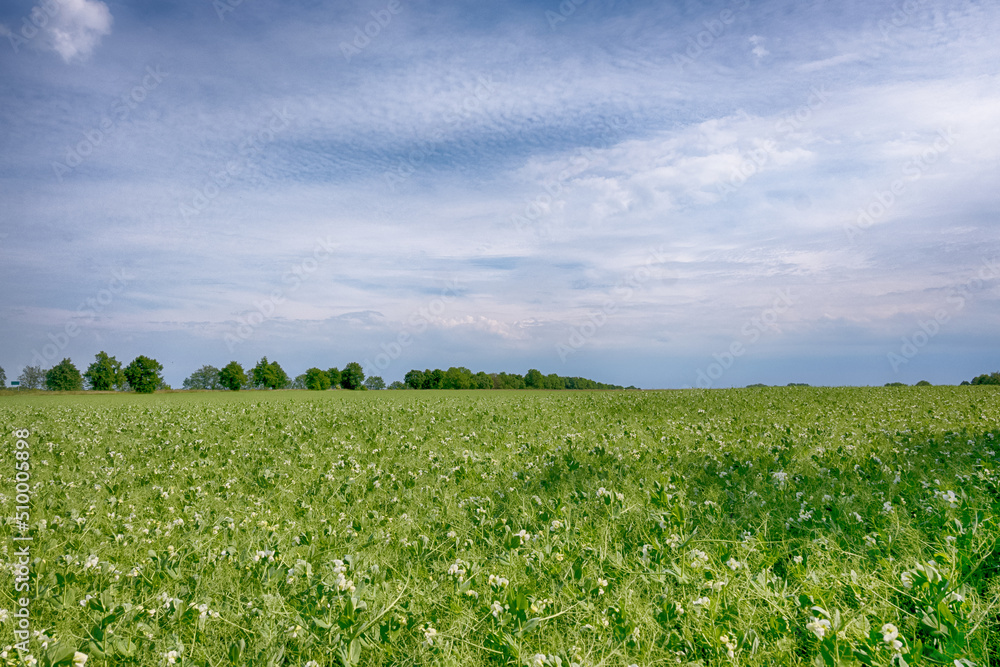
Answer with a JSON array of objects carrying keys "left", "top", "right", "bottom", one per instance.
[{"left": 1, "top": 0, "right": 998, "bottom": 389}]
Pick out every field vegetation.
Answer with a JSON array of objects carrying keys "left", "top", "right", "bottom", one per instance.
[{"left": 1, "top": 387, "right": 998, "bottom": 666}]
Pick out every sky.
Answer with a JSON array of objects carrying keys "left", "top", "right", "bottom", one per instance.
[{"left": 1, "top": 0, "right": 998, "bottom": 390}]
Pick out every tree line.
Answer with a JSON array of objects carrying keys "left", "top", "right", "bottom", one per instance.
[
  {"left": 2, "top": 353, "right": 164, "bottom": 393},
  {"left": 183, "top": 359, "right": 382, "bottom": 391},
  {"left": 0, "top": 355, "right": 626, "bottom": 393},
  {"left": 400, "top": 367, "right": 627, "bottom": 390}
]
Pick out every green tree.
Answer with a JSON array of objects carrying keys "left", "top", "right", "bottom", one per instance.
[
  {"left": 543, "top": 373, "right": 565, "bottom": 389},
  {"left": 0, "top": 366, "right": 6, "bottom": 387},
  {"left": 388, "top": 380, "right": 406, "bottom": 390},
  {"left": 124, "top": 356, "right": 164, "bottom": 394},
  {"left": 252, "top": 357, "right": 289, "bottom": 389},
  {"left": 17, "top": 365, "right": 46, "bottom": 389},
  {"left": 326, "top": 367, "right": 342, "bottom": 388},
  {"left": 341, "top": 362, "right": 365, "bottom": 390},
  {"left": 473, "top": 371, "right": 492, "bottom": 389},
  {"left": 443, "top": 367, "right": 472, "bottom": 389},
  {"left": 971, "top": 372, "right": 1000, "bottom": 386},
  {"left": 425, "top": 368, "right": 444, "bottom": 389},
  {"left": 305, "top": 367, "right": 332, "bottom": 390},
  {"left": 183, "top": 365, "right": 221, "bottom": 390},
  {"left": 364, "top": 375, "right": 385, "bottom": 390},
  {"left": 915, "top": 380, "right": 932, "bottom": 387},
  {"left": 525, "top": 368, "right": 543, "bottom": 388},
  {"left": 45, "top": 358, "right": 83, "bottom": 391},
  {"left": 494, "top": 372, "right": 525, "bottom": 389},
  {"left": 84, "top": 351, "right": 124, "bottom": 390},
  {"left": 219, "top": 362, "right": 247, "bottom": 391},
  {"left": 404, "top": 369, "right": 425, "bottom": 389}
]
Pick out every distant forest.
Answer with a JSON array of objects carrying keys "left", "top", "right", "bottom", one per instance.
[{"left": 400, "top": 367, "right": 627, "bottom": 390}]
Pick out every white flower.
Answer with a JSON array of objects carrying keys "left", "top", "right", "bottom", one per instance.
[
  {"left": 304, "top": 662, "right": 320, "bottom": 667},
  {"left": 447, "top": 560, "right": 468, "bottom": 581},
  {"left": 72, "top": 652, "right": 88, "bottom": 666},
  {"left": 691, "top": 596, "right": 710, "bottom": 609},
  {"left": 793, "top": 555, "right": 803, "bottom": 564},
  {"left": 901, "top": 571, "right": 913, "bottom": 589},
  {"left": 0, "top": 609, "right": 8, "bottom": 623},
  {"left": 491, "top": 600, "right": 504, "bottom": 618},
  {"left": 83, "top": 555, "right": 99, "bottom": 570},
  {"left": 881, "top": 623, "right": 903, "bottom": 651},
  {"left": 772, "top": 471, "right": 788, "bottom": 484},
  {"left": 725, "top": 558, "right": 742, "bottom": 570},
  {"left": 806, "top": 617, "right": 831, "bottom": 640},
  {"left": 719, "top": 633, "right": 737, "bottom": 659},
  {"left": 688, "top": 549, "right": 709, "bottom": 568},
  {"left": 164, "top": 651, "right": 179, "bottom": 665},
  {"left": 422, "top": 624, "right": 438, "bottom": 646}
]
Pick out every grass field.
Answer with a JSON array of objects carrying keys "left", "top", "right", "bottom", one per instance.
[{"left": 1, "top": 387, "right": 999, "bottom": 667}]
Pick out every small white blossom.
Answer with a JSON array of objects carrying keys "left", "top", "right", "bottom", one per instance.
[{"left": 806, "top": 618, "right": 831, "bottom": 640}]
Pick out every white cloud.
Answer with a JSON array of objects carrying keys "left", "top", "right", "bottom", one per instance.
[
  {"left": 749, "top": 35, "right": 769, "bottom": 61},
  {"left": 42, "top": 0, "right": 113, "bottom": 63}
]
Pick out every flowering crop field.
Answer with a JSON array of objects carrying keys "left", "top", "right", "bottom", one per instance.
[{"left": 1, "top": 387, "right": 999, "bottom": 667}]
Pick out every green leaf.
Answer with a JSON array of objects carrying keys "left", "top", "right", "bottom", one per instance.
[
  {"left": 46, "top": 644, "right": 78, "bottom": 667},
  {"left": 348, "top": 638, "right": 362, "bottom": 665},
  {"left": 518, "top": 617, "right": 542, "bottom": 635}
]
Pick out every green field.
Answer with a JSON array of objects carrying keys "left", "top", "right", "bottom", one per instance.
[{"left": 1, "top": 388, "right": 999, "bottom": 667}]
